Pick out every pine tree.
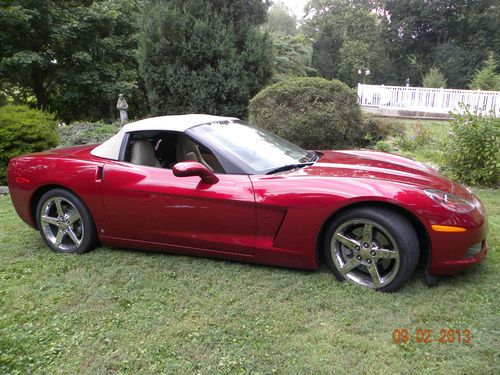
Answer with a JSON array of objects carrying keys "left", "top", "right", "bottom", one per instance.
[
  {"left": 469, "top": 53, "right": 500, "bottom": 91},
  {"left": 423, "top": 67, "right": 447, "bottom": 88},
  {"left": 137, "top": 0, "right": 273, "bottom": 117}
]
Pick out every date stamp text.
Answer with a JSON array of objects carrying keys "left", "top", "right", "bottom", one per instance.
[{"left": 392, "top": 328, "right": 471, "bottom": 345}]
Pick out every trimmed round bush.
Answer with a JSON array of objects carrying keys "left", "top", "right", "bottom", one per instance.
[
  {"left": 443, "top": 111, "right": 499, "bottom": 186},
  {"left": 248, "top": 77, "right": 364, "bottom": 149},
  {"left": 0, "top": 105, "right": 59, "bottom": 184}
]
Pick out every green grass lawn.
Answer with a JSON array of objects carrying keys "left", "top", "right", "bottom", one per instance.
[{"left": 0, "top": 186, "right": 498, "bottom": 374}]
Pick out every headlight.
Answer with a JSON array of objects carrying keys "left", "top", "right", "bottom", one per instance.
[{"left": 424, "top": 189, "right": 476, "bottom": 213}]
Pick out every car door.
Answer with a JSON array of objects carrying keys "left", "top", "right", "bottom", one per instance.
[{"left": 98, "top": 160, "right": 256, "bottom": 256}]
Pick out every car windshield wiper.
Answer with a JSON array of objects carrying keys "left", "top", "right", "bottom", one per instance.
[
  {"left": 266, "top": 162, "right": 314, "bottom": 175},
  {"left": 306, "top": 151, "right": 319, "bottom": 162}
]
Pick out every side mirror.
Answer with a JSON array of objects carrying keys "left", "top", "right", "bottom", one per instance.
[{"left": 173, "top": 161, "right": 219, "bottom": 185}]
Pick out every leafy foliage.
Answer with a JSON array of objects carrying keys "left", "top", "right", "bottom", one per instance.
[
  {"left": 59, "top": 121, "right": 120, "bottom": 147},
  {"left": 266, "top": 1, "right": 297, "bottom": 35},
  {"left": 381, "top": 0, "right": 500, "bottom": 88},
  {"left": 443, "top": 110, "right": 500, "bottom": 186},
  {"left": 468, "top": 53, "right": 500, "bottom": 91},
  {"left": 248, "top": 77, "right": 365, "bottom": 149},
  {"left": 0, "top": 82, "right": 36, "bottom": 107},
  {"left": 271, "top": 33, "right": 317, "bottom": 82},
  {"left": 423, "top": 67, "right": 447, "bottom": 88},
  {"left": 138, "top": 0, "right": 273, "bottom": 118},
  {"left": 414, "top": 122, "right": 432, "bottom": 146},
  {"left": 265, "top": 2, "right": 316, "bottom": 82},
  {"left": 375, "top": 121, "right": 433, "bottom": 154},
  {"left": 303, "top": 0, "right": 499, "bottom": 89},
  {"left": 0, "top": 0, "right": 147, "bottom": 122},
  {"left": 374, "top": 139, "right": 391, "bottom": 152},
  {"left": 360, "top": 115, "right": 405, "bottom": 147},
  {"left": 304, "top": 0, "right": 391, "bottom": 87},
  {"left": 0, "top": 105, "right": 59, "bottom": 184}
]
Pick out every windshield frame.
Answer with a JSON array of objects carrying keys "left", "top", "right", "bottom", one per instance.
[{"left": 187, "top": 120, "right": 317, "bottom": 175}]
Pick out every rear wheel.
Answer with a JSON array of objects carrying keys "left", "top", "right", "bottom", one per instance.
[
  {"left": 36, "top": 188, "right": 97, "bottom": 254},
  {"left": 323, "top": 207, "right": 419, "bottom": 292}
]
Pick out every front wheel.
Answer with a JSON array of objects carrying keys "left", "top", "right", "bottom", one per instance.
[
  {"left": 36, "top": 188, "right": 97, "bottom": 254},
  {"left": 324, "top": 207, "right": 419, "bottom": 292}
]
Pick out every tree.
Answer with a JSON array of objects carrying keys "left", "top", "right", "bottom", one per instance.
[
  {"left": 338, "top": 40, "right": 377, "bottom": 85},
  {"left": 138, "top": 0, "right": 273, "bottom": 117},
  {"left": 304, "top": 0, "right": 390, "bottom": 86},
  {"left": 266, "top": 3, "right": 316, "bottom": 82},
  {"left": 381, "top": 0, "right": 500, "bottom": 88},
  {"left": 423, "top": 67, "right": 447, "bottom": 88},
  {"left": 0, "top": 0, "right": 147, "bottom": 122},
  {"left": 266, "top": 1, "right": 297, "bottom": 35},
  {"left": 469, "top": 53, "right": 500, "bottom": 91},
  {"left": 271, "top": 34, "right": 316, "bottom": 82}
]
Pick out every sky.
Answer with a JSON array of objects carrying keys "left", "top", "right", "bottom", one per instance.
[{"left": 281, "top": 0, "right": 309, "bottom": 18}]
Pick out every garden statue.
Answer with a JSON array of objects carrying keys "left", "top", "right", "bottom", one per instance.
[{"left": 116, "top": 94, "right": 129, "bottom": 125}]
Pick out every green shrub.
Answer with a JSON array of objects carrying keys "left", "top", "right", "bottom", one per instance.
[
  {"left": 414, "top": 122, "right": 432, "bottom": 146},
  {"left": 395, "top": 134, "right": 417, "bottom": 151},
  {"left": 59, "top": 121, "right": 120, "bottom": 147},
  {"left": 248, "top": 77, "right": 366, "bottom": 149},
  {"left": 443, "top": 110, "right": 499, "bottom": 186},
  {"left": 386, "top": 121, "right": 433, "bottom": 153},
  {"left": 375, "top": 123, "right": 432, "bottom": 154},
  {"left": 358, "top": 116, "right": 404, "bottom": 147},
  {"left": 374, "top": 139, "right": 391, "bottom": 152},
  {"left": 0, "top": 105, "right": 59, "bottom": 185}
]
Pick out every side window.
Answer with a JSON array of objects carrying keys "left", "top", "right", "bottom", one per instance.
[
  {"left": 124, "top": 131, "right": 225, "bottom": 173},
  {"left": 175, "top": 133, "right": 224, "bottom": 173}
]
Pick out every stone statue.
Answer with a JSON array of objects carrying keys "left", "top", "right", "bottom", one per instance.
[{"left": 116, "top": 94, "right": 129, "bottom": 125}]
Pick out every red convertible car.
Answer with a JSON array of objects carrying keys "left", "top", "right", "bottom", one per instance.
[{"left": 8, "top": 115, "right": 488, "bottom": 291}]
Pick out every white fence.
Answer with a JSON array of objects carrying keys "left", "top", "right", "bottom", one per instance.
[{"left": 357, "top": 84, "right": 500, "bottom": 117}]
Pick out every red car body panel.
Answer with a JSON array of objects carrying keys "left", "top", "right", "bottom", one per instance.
[
  {"left": 99, "top": 160, "right": 256, "bottom": 255},
  {"left": 7, "top": 145, "right": 487, "bottom": 276}
]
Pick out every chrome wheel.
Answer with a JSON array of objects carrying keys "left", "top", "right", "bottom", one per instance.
[
  {"left": 330, "top": 219, "right": 400, "bottom": 289},
  {"left": 40, "top": 196, "right": 84, "bottom": 252}
]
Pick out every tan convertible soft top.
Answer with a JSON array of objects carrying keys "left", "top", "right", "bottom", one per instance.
[{"left": 90, "top": 114, "right": 237, "bottom": 160}]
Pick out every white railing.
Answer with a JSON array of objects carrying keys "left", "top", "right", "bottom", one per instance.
[{"left": 357, "top": 84, "right": 500, "bottom": 117}]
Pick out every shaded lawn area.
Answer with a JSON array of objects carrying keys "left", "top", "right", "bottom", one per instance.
[{"left": 0, "top": 187, "right": 498, "bottom": 374}]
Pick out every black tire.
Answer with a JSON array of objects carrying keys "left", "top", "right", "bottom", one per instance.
[
  {"left": 36, "top": 188, "right": 97, "bottom": 254},
  {"left": 323, "top": 207, "right": 419, "bottom": 292}
]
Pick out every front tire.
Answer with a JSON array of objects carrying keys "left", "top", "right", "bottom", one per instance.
[
  {"left": 323, "top": 207, "right": 419, "bottom": 292},
  {"left": 36, "top": 188, "right": 97, "bottom": 254}
]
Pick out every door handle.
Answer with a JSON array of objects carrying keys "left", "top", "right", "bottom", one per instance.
[{"left": 95, "top": 165, "right": 104, "bottom": 182}]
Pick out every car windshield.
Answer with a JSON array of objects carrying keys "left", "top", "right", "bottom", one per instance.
[{"left": 189, "top": 120, "right": 316, "bottom": 174}]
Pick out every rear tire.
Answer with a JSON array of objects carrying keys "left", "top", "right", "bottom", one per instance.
[
  {"left": 36, "top": 188, "right": 97, "bottom": 254},
  {"left": 323, "top": 207, "right": 419, "bottom": 292}
]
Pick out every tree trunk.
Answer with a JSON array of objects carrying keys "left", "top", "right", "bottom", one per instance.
[
  {"left": 109, "top": 102, "right": 115, "bottom": 122},
  {"left": 32, "top": 68, "right": 48, "bottom": 109}
]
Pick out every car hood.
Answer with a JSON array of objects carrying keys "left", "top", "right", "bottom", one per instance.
[{"left": 293, "top": 150, "right": 455, "bottom": 192}]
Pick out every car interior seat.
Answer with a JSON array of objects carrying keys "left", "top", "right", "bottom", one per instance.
[
  {"left": 155, "top": 136, "right": 178, "bottom": 168},
  {"left": 176, "top": 134, "right": 214, "bottom": 171},
  {"left": 130, "top": 140, "right": 162, "bottom": 167}
]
